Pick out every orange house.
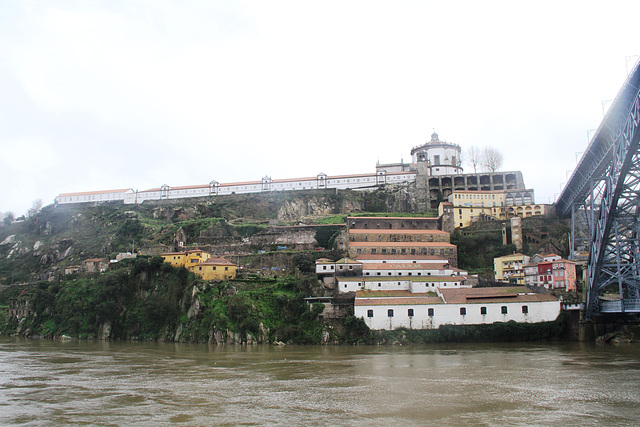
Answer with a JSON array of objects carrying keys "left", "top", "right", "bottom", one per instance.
[
  {"left": 187, "top": 258, "right": 237, "bottom": 281},
  {"left": 160, "top": 250, "right": 211, "bottom": 268}
]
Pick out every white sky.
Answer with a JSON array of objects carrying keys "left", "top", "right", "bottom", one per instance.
[{"left": 1, "top": 0, "right": 639, "bottom": 216}]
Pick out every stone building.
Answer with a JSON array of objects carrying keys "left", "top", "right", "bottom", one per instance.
[
  {"left": 347, "top": 215, "right": 458, "bottom": 266},
  {"left": 347, "top": 216, "right": 439, "bottom": 230},
  {"left": 9, "top": 299, "right": 32, "bottom": 319},
  {"left": 348, "top": 229, "right": 450, "bottom": 243},
  {"left": 81, "top": 258, "right": 109, "bottom": 273}
]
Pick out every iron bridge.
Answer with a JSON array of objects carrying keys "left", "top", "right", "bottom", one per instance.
[{"left": 556, "top": 60, "right": 640, "bottom": 319}]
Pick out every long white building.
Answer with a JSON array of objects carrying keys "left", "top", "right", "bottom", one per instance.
[
  {"left": 316, "top": 255, "right": 470, "bottom": 294},
  {"left": 356, "top": 287, "right": 560, "bottom": 330},
  {"left": 55, "top": 171, "right": 416, "bottom": 205},
  {"left": 54, "top": 132, "right": 527, "bottom": 209}
]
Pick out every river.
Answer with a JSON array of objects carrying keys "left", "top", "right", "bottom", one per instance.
[{"left": 0, "top": 338, "right": 639, "bottom": 426}]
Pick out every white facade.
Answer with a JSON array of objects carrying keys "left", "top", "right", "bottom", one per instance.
[
  {"left": 356, "top": 287, "right": 561, "bottom": 330},
  {"left": 56, "top": 171, "right": 417, "bottom": 206},
  {"left": 524, "top": 264, "right": 539, "bottom": 287},
  {"left": 337, "top": 276, "right": 469, "bottom": 293},
  {"left": 409, "top": 132, "right": 463, "bottom": 176},
  {"left": 362, "top": 263, "right": 466, "bottom": 277},
  {"left": 356, "top": 255, "right": 450, "bottom": 265},
  {"left": 333, "top": 257, "right": 470, "bottom": 294},
  {"left": 315, "top": 258, "right": 361, "bottom": 275},
  {"left": 55, "top": 188, "right": 134, "bottom": 204}
]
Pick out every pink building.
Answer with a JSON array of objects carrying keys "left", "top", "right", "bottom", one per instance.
[{"left": 537, "top": 258, "right": 577, "bottom": 291}]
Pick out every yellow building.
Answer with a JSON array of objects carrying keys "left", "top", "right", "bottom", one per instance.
[
  {"left": 187, "top": 258, "right": 237, "bottom": 281},
  {"left": 440, "top": 189, "right": 548, "bottom": 229},
  {"left": 494, "top": 253, "right": 531, "bottom": 284},
  {"left": 160, "top": 250, "right": 211, "bottom": 268}
]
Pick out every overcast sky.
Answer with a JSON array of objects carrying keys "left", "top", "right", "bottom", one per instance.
[{"left": 1, "top": 1, "right": 639, "bottom": 217}]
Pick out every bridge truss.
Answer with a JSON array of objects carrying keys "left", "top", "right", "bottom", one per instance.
[{"left": 556, "top": 61, "right": 640, "bottom": 319}]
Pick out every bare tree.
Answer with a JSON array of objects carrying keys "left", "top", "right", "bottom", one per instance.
[
  {"left": 481, "top": 146, "right": 504, "bottom": 172},
  {"left": 463, "top": 146, "right": 482, "bottom": 173},
  {"left": 27, "top": 199, "right": 43, "bottom": 218}
]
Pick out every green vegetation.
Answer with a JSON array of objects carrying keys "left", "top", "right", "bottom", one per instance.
[
  {"left": 371, "top": 317, "right": 565, "bottom": 344},
  {"left": 451, "top": 230, "right": 515, "bottom": 277},
  {"left": 314, "top": 225, "right": 344, "bottom": 249},
  {"left": 0, "top": 186, "right": 578, "bottom": 345},
  {"left": 1, "top": 259, "right": 330, "bottom": 343}
]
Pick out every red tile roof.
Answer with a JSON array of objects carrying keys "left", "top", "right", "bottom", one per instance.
[
  {"left": 354, "top": 290, "right": 443, "bottom": 305},
  {"left": 355, "top": 254, "right": 447, "bottom": 261},
  {"left": 57, "top": 189, "right": 133, "bottom": 197},
  {"left": 363, "top": 262, "right": 450, "bottom": 270},
  {"left": 198, "top": 258, "right": 236, "bottom": 266},
  {"left": 439, "top": 287, "right": 557, "bottom": 304}
]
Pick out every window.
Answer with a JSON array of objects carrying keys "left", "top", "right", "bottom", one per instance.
[
  {"left": 522, "top": 305, "right": 528, "bottom": 314},
  {"left": 367, "top": 309, "right": 373, "bottom": 318},
  {"left": 460, "top": 307, "right": 466, "bottom": 316},
  {"left": 344, "top": 284, "right": 347, "bottom": 288},
  {"left": 408, "top": 309, "right": 414, "bottom": 317},
  {"left": 428, "top": 308, "right": 434, "bottom": 317},
  {"left": 481, "top": 306, "right": 487, "bottom": 315},
  {"left": 501, "top": 306, "right": 508, "bottom": 314},
  {"left": 388, "top": 309, "right": 394, "bottom": 317},
  {"left": 371, "top": 249, "right": 377, "bottom": 254},
  {"left": 225, "top": 267, "right": 229, "bottom": 271}
]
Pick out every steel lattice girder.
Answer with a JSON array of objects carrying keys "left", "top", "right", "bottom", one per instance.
[{"left": 585, "top": 79, "right": 640, "bottom": 318}]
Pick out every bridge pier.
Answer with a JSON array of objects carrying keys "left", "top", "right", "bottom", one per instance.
[{"left": 578, "top": 311, "right": 640, "bottom": 342}]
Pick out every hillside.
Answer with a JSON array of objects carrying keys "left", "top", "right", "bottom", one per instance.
[{"left": 0, "top": 186, "right": 572, "bottom": 343}]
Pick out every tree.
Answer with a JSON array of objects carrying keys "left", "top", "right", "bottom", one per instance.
[
  {"left": 2, "top": 212, "right": 14, "bottom": 225},
  {"left": 464, "top": 146, "right": 482, "bottom": 173},
  {"left": 481, "top": 147, "right": 504, "bottom": 172},
  {"left": 27, "top": 199, "right": 43, "bottom": 218}
]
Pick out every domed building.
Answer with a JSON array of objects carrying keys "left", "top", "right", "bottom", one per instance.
[{"left": 410, "top": 131, "right": 463, "bottom": 176}]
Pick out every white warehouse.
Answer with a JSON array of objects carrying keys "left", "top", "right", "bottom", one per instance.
[{"left": 355, "top": 287, "right": 560, "bottom": 330}]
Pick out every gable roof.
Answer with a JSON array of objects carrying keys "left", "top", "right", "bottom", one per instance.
[{"left": 439, "top": 287, "right": 558, "bottom": 304}]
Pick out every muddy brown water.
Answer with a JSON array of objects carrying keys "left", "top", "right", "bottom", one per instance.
[{"left": 1, "top": 338, "right": 639, "bottom": 425}]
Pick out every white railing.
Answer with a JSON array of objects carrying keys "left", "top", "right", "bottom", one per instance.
[{"left": 600, "top": 299, "right": 640, "bottom": 313}]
